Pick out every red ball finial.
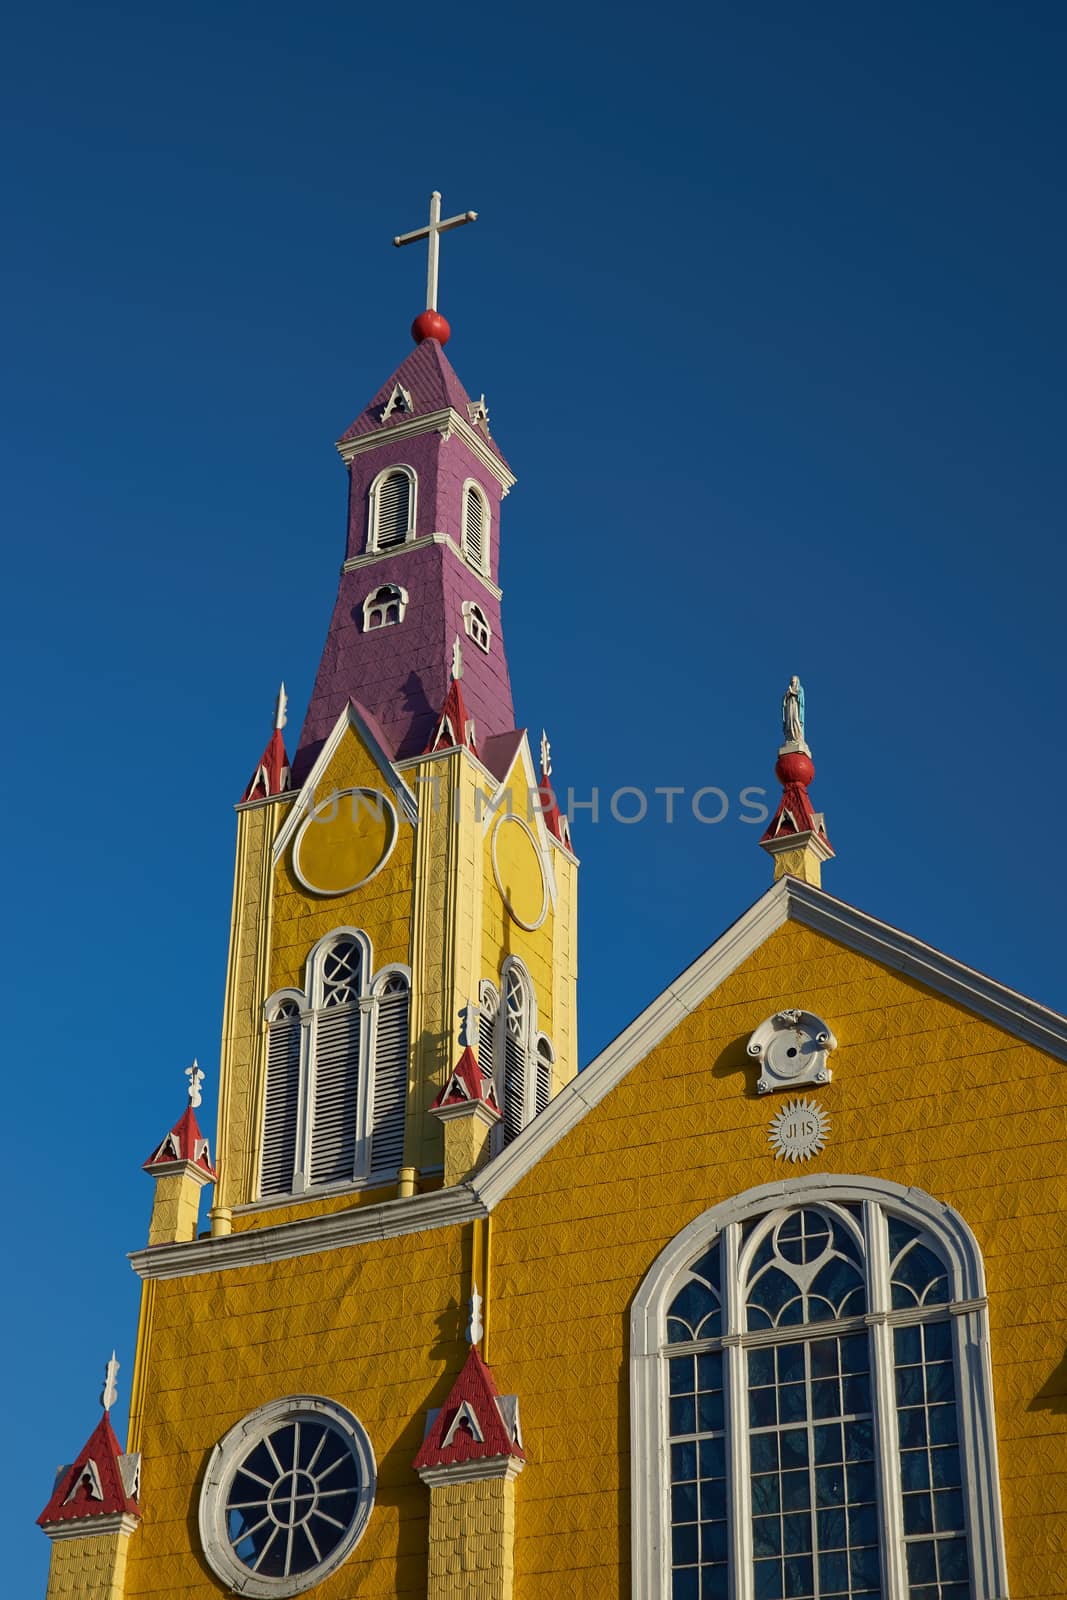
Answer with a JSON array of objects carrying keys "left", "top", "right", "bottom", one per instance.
[
  {"left": 412, "top": 309, "right": 451, "bottom": 346},
  {"left": 775, "top": 750, "right": 815, "bottom": 787}
]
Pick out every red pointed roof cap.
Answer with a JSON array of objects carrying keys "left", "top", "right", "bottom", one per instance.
[
  {"left": 413, "top": 1346, "right": 524, "bottom": 1471},
  {"left": 431, "top": 1045, "right": 501, "bottom": 1114},
  {"left": 38, "top": 1412, "right": 140, "bottom": 1526},
  {"left": 143, "top": 1105, "right": 216, "bottom": 1180},
  {"left": 761, "top": 749, "right": 833, "bottom": 849},
  {"left": 241, "top": 727, "right": 291, "bottom": 803},
  {"left": 339, "top": 338, "right": 509, "bottom": 467},
  {"left": 426, "top": 672, "right": 478, "bottom": 758}
]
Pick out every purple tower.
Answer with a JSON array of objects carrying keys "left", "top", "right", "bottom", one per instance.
[{"left": 293, "top": 334, "right": 518, "bottom": 780}]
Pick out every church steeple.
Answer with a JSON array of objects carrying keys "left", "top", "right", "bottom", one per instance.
[
  {"left": 207, "top": 197, "right": 578, "bottom": 1219},
  {"left": 293, "top": 333, "right": 516, "bottom": 779}
]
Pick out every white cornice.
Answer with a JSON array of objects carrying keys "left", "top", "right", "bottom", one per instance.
[
  {"left": 130, "top": 1185, "right": 486, "bottom": 1281},
  {"left": 416, "top": 1456, "right": 524, "bottom": 1486},
  {"left": 336, "top": 409, "right": 516, "bottom": 495},
  {"left": 341, "top": 532, "right": 503, "bottom": 601},
  {"left": 42, "top": 1512, "right": 140, "bottom": 1541},
  {"left": 234, "top": 789, "right": 298, "bottom": 816}
]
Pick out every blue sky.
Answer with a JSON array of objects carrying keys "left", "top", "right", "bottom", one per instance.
[{"left": 4, "top": 1, "right": 1065, "bottom": 1584}]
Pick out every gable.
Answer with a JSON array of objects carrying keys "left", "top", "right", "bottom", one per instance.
[{"left": 475, "top": 877, "right": 1067, "bottom": 1210}]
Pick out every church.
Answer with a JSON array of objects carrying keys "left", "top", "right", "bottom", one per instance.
[{"left": 38, "top": 196, "right": 1067, "bottom": 1600}]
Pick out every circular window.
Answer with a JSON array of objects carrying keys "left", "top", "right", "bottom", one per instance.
[{"left": 199, "top": 1397, "right": 375, "bottom": 1596}]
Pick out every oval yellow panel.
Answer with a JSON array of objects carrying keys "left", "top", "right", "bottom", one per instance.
[
  {"left": 492, "top": 814, "right": 549, "bottom": 930},
  {"left": 293, "top": 788, "right": 397, "bottom": 897}
]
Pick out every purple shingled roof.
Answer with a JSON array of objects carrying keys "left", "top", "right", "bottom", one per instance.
[{"left": 338, "top": 338, "right": 509, "bottom": 468}]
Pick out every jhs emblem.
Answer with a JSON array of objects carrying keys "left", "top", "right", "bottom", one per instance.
[{"left": 768, "top": 1098, "right": 830, "bottom": 1163}]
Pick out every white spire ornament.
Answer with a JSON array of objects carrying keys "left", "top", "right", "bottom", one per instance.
[
  {"left": 101, "top": 1351, "right": 120, "bottom": 1413},
  {"left": 274, "top": 682, "right": 288, "bottom": 732},
  {"left": 185, "top": 1060, "right": 205, "bottom": 1109},
  {"left": 467, "top": 1283, "right": 484, "bottom": 1347},
  {"left": 451, "top": 635, "right": 464, "bottom": 681},
  {"left": 540, "top": 729, "right": 552, "bottom": 777}
]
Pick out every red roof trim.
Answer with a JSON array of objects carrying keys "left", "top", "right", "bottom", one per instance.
[
  {"left": 143, "top": 1105, "right": 217, "bottom": 1180},
  {"left": 412, "top": 1347, "right": 524, "bottom": 1470},
  {"left": 38, "top": 1414, "right": 140, "bottom": 1526},
  {"left": 431, "top": 1046, "right": 501, "bottom": 1113}
]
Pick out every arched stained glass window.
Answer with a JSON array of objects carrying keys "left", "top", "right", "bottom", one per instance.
[{"left": 632, "top": 1179, "right": 1008, "bottom": 1600}]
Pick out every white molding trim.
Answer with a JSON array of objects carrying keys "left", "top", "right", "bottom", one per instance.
[
  {"left": 292, "top": 789, "right": 399, "bottom": 898},
  {"left": 41, "top": 1512, "right": 140, "bottom": 1541},
  {"left": 366, "top": 462, "right": 417, "bottom": 554},
  {"left": 460, "top": 477, "right": 492, "bottom": 576},
  {"left": 198, "top": 1394, "right": 376, "bottom": 1597},
  {"left": 272, "top": 702, "right": 418, "bottom": 868},
  {"left": 629, "top": 1176, "right": 1009, "bottom": 1600},
  {"left": 336, "top": 407, "right": 517, "bottom": 495},
  {"left": 341, "top": 532, "right": 504, "bottom": 600},
  {"left": 479, "top": 731, "right": 558, "bottom": 915},
  {"left": 235, "top": 789, "right": 299, "bottom": 816},
  {"left": 491, "top": 814, "right": 549, "bottom": 931},
  {"left": 130, "top": 1185, "right": 486, "bottom": 1280},
  {"left": 473, "top": 875, "right": 1067, "bottom": 1210},
  {"left": 416, "top": 1456, "right": 524, "bottom": 1487}
]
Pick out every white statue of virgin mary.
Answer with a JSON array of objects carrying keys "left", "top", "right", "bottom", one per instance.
[{"left": 782, "top": 675, "right": 805, "bottom": 743}]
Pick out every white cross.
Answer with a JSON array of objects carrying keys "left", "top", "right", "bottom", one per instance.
[
  {"left": 393, "top": 191, "right": 477, "bottom": 312},
  {"left": 185, "top": 1059, "right": 205, "bottom": 1108}
]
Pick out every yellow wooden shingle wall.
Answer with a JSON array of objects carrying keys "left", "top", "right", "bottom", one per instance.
[{"left": 125, "top": 918, "right": 1066, "bottom": 1598}]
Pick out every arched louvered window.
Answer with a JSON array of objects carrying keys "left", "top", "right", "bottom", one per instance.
[
  {"left": 309, "top": 937, "right": 365, "bottom": 1187},
  {"left": 369, "top": 971, "right": 410, "bottom": 1177},
  {"left": 499, "top": 960, "right": 533, "bottom": 1148},
  {"left": 462, "top": 481, "right": 490, "bottom": 573},
  {"left": 631, "top": 1180, "right": 1009, "bottom": 1600},
  {"left": 478, "top": 980, "right": 499, "bottom": 1081},
  {"left": 260, "top": 998, "right": 303, "bottom": 1198},
  {"left": 535, "top": 1034, "right": 554, "bottom": 1114},
  {"left": 370, "top": 466, "right": 415, "bottom": 551}
]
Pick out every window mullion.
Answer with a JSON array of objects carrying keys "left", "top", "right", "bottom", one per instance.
[
  {"left": 293, "top": 1012, "right": 314, "bottom": 1194},
  {"left": 864, "top": 1199, "right": 907, "bottom": 1598},
  {"left": 721, "top": 1221, "right": 752, "bottom": 1600}
]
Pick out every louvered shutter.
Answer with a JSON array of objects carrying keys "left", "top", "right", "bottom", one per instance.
[
  {"left": 502, "top": 1020, "right": 526, "bottom": 1145},
  {"left": 464, "top": 486, "right": 486, "bottom": 569},
  {"left": 478, "top": 995, "right": 497, "bottom": 1080},
  {"left": 369, "top": 979, "right": 409, "bottom": 1176},
  {"left": 376, "top": 472, "right": 410, "bottom": 549},
  {"left": 309, "top": 1005, "right": 361, "bottom": 1185},
  {"left": 536, "top": 1040, "right": 553, "bottom": 1115},
  {"left": 260, "top": 1008, "right": 301, "bottom": 1197}
]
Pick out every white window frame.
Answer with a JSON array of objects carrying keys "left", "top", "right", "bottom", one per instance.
[
  {"left": 365, "top": 963, "right": 412, "bottom": 1179},
  {"left": 461, "top": 477, "right": 491, "bottom": 575},
  {"left": 629, "top": 1174, "right": 1008, "bottom": 1600},
  {"left": 367, "top": 463, "right": 417, "bottom": 552},
  {"left": 198, "top": 1394, "right": 376, "bottom": 1596},
  {"left": 259, "top": 932, "right": 412, "bottom": 1198},
  {"left": 363, "top": 583, "right": 409, "bottom": 631},
  {"left": 462, "top": 599, "right": 492, "bottom": 653}
]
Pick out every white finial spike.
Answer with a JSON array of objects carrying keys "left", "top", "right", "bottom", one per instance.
[
  {"left": 540, "top": 729, "right": 552, "bottom": 777},
  {"left": 101, "top": 1351, "right": 119, "bottom": 1413},
  {"left": 393, "top": 191, "right": 478, "bottom": 313},
  {"left": 274, "top": 682, "right": 288, "bottom": 732},
  {"left": 468, "top": 1283, "right": 484, "bottom": 1347},
  {"left": 185, "top": 1059, "right": 205, "bottom": 1108},
  {"left": 451, "top": 635, "right": 463, "bottom": 681}
]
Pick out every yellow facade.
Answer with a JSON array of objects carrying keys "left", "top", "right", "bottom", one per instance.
[
  {"left": 117, "top": 914, "right": 1067, "bottom": 1598},
  {"left": 213, "top": 712, "right": 578, "bottom": 1220},
  {"left": 426, "top": 1477, "right": 518, "bottom": 1599}
]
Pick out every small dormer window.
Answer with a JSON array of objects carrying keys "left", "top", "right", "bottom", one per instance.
[
  {"left": 370, "top": 466, "right": 415, "bottom": 551},
  {"left": 462, "top": 600, "right": 491, "bottom": 653},
  {"left": 462, "top": 481, "right": 490, "bottom": 574},
  {"left": 364, "top": 583, "right": 408, "bottom": 631}
]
